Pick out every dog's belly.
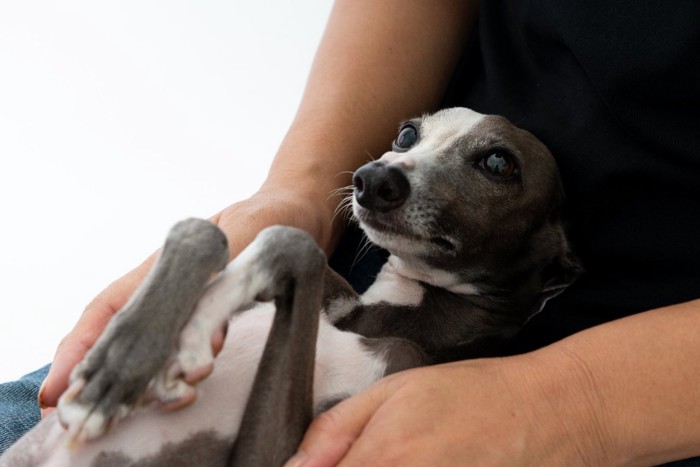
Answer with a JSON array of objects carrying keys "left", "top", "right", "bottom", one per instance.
[{"left": 2, "top": 305, "right": 386, "bottom": 467}]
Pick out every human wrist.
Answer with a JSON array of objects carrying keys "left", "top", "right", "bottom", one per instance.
[
  {"left": 538, "top": 301, "right": 700, "bottom": 466},
  {"left": 252, "top": 176, "right": 342, "bottom": 254},
  {"left": 501, "top": 347, "right": 614, "bottom": 466},
  {"left": 260, "top": 148, "right": 357, "bottom": 252}
]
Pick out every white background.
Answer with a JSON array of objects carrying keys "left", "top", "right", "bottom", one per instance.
[{"left": 0, "top": 1, "right": 333, "bottom": 381}]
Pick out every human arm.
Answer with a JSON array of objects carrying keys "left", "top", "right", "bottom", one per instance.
[
  {"left": 289, "top": 298, "right": 700, "bottom": 466},
  {"left": 39, "top": 0, "right": 480, "bottom": 411}
]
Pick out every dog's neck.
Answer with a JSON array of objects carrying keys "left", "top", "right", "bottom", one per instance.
[
  {"left": 382, "top": 255, "right": 481, "bottom": 296},
  {"left": 331, "top": 253, "right": 548, "bottom": 362}
]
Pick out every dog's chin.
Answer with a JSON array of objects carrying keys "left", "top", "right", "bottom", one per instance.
[
  {"left": 357, "top": 215, "right": 457, "bottom": 259},
  {"left": 361, "top": 223, "right": 427, "bottom": 257}
]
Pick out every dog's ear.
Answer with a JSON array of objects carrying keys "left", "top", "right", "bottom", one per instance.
[
  {"left": 541, "top": 246, "right": 582, "bottom": 297},
  {"left": 529, "top": 221, "right": 584, "bottom": 320}
]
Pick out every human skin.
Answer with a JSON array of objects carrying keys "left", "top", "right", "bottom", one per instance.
[{"left": 40, "top": 0, "right": 700, "bottom": 464}]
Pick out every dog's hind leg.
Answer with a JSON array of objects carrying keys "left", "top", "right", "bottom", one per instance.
[
  {"left": 224, "top": 226, "right": 326, "bottom": 467},
  {"left": 57, "top": 218, "right": 229, "bottom": 443}
]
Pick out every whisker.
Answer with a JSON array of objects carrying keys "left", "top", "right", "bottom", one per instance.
[
  {"left": 328, "top": 185, "right": 354, "bottom": 196},
  {"left": 331, "top": 191, "right": 356, "bottom": 226},
  {"left": 351, "top": 232, "right": 374, "bottom": 271},
  {"left": 327, "top": 185, "right": 354, "bottom": 202}
]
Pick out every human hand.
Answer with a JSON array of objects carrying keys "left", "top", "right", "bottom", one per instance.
[
  {"left": 39, "top": 184, "right": 338, "bottom": 416},
  {"left": 285, "top": 355, "right": 611, "bottom": 467}
]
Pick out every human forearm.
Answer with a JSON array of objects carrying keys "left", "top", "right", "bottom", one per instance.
[
  {"left": 262, "top": 0, "right": 479, "bottom": 250},
  {"left": 520, "top": 299, "right": 700, "bottom": 465}
]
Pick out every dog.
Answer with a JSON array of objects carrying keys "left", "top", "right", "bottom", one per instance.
[{"left": 0, "top": 107, "right": 581, "bottom": 466}]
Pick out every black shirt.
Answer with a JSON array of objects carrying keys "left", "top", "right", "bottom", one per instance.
[{"left": 443, "top": 0, "right": 700, "bottom": 351}]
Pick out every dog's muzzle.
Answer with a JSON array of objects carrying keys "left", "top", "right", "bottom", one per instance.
[{"left": 353, "top": 162, "right": 410, "bottom": 213}]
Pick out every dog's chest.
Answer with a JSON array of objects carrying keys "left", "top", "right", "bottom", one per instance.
[{"left": 360, "top": 266, "right": 426, "bottom": 307}]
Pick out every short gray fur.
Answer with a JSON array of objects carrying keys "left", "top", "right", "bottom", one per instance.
[
  {"left": 65, "top": 218, "right": 229, "bottom": 430},
  {"left": 228, "top": 227, "right": 326, "bottom": 466}
]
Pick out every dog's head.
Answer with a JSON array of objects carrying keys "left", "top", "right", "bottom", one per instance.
[{"left": 353, "top": 107, "right": 581, "bottom": 308}]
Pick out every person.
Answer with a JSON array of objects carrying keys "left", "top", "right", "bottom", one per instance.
[{"left": 2, "top": 0, "right": 699, "bottom": 464}]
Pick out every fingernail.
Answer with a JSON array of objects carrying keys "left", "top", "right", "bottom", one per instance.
[
  {"left": 283, "top": 450, "right": 307, "bottom": 467},
  {"left": 37, "top": 381, "right": 48, "bottom": 409},
  {"left": 40, "top": 406, "right": 55, "bottom": 419}
]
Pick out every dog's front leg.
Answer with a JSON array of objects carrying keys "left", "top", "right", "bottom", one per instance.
[
  {"left": 57, "top": 218, "right": 229, "bottom": 443},
  {"left": 227, "top": 226, "right": 326, "bottom": 466}
]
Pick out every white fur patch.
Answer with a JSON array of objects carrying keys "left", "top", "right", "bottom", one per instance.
[
  {"left": 313, "top": 315, "right": 387, "bottom": 405},
  {"left": 360, "top": 261, "right": 425, "bottom": 307},
  {"left": 387, "top": 256, "right": 480, "bottom": 296},
  {"left": 380, "top": 108, "right": 485, "bottom": 168},
  {"left": 58, "top": 401, "right": 104, "bottom": 444}
]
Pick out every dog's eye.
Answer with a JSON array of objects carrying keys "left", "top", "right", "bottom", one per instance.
[
  {"left": 479, "top": 152, "right": 518, "bottom": 178},
  {"left": 392, "top": 124, "right": 418, "bottom": 152}
]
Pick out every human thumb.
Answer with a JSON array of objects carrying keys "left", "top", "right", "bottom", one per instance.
[{"left": 284, "top": 382, "right": 390, "bottom": 467}]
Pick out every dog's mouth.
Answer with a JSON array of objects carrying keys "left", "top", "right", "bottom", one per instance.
[
  {"left": 357, "top": 212, "right": 399, "bottom": 235},
  {"left": 356, "top": 207, "right": 457, "bottom": 254}
]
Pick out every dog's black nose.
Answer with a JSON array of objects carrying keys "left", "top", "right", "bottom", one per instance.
[{"left": 353, "top": 162, "right": 410, "bottom": 212}]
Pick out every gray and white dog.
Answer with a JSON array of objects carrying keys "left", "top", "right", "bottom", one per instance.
[{"left": 1, "top": 108, "right": 581, "bottom": 467}]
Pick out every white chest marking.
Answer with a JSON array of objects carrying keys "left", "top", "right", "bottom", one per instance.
[{"left": 360, "top": 262, "right": 425, "bottom": 307}]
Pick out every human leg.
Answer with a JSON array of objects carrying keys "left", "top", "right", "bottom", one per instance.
[{"left": 0, "top": 364, "right": 49, "bottom": 455}]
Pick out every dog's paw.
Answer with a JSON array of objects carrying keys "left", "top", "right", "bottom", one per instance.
[
  {"left": 149, "top": 319, "right": 221, "bottom": 408},
  {"left": 55, "top": 219, "right": 230, "bottom": 444},
  {"left": 174, "top": 319, "right": 220, "bottom": 383},
  {"left": 58, "top": 377, "right": 130, "bottom": 443},
  {"left": 56, "top": 323, "right": 173, "bottom": 443}
]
